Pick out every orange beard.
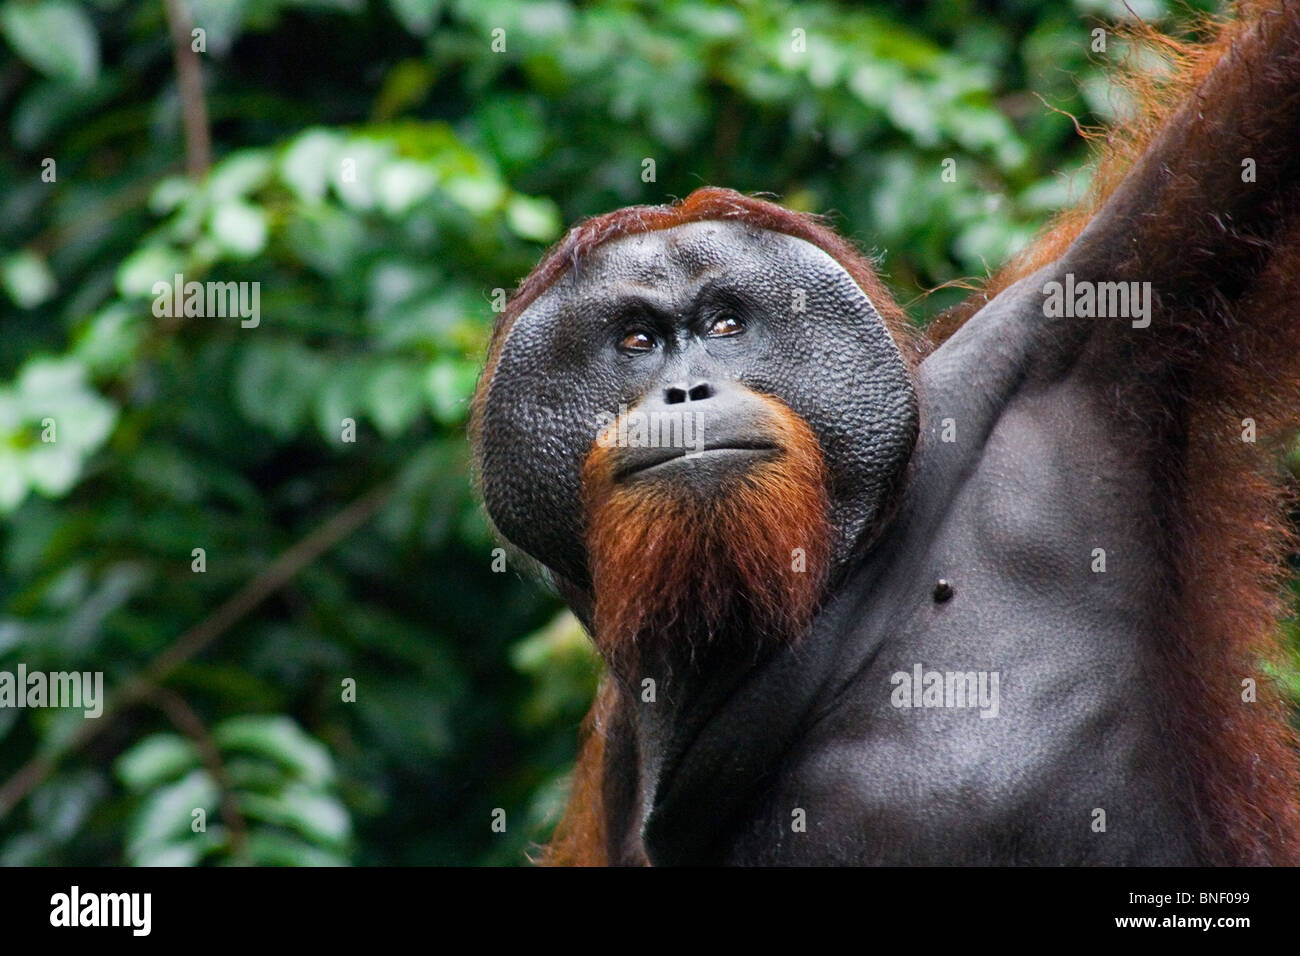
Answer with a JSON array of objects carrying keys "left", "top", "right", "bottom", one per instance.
[{"left": 582, "top": 395, "right": 833, "bottom": 679}]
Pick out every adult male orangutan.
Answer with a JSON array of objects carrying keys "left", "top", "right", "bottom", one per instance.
[{"left": 472, "top": 0, "right": 1300, "bottom": 865}]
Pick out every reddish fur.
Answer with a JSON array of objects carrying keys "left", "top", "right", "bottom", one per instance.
[
  {"left": 582, "top": 394, "right": 832, "bottom": 676},
  {"left": 541, "top": 396, "right": 831, "bottom": 866},
  {"left": 1155, "top": 227, "right": 1300, "bottom": 864},
  {"left": 511, "top": 0, "right": 1300, "bottom": 866},
  {"left": 537, "top": 680, "right": 615, "bottom": 866},
  {"left": 928, "top": 5, "right": 1267, "bottom": 339},
  {"left": 470, "top": 189, "right": 903, "bottom": 868},
  {"left": 935, "top": 1, "right": 1300, "bottom": 864}
]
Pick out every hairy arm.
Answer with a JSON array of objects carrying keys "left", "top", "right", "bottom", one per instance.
[
  {"left": 1054, "top": 0, "right": 1300, "bottom": 381},
  {"left": 540, "top": 679, "right": 645, "bottom": 866},
  {"left": 1031, "top": 0, "right": 1300, "bottom": 864}
]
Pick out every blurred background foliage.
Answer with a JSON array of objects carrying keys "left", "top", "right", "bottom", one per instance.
[{"left": 1, "top": 0, "right": 1293, "bottom": 866}]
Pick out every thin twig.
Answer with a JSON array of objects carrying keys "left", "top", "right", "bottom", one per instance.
[
  {"left": 150, "top": 687, "right": 249, "bottom": 862},
  {"left": 162, "top": 0, "right": 212, "bottom": 176}
]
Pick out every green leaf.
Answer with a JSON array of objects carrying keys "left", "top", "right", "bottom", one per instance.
[
  {"left": 353, "top": 677, "right": 453, "bottom": 758},
  {"left": 213, "top": 715, "right": 335, "bottom": 787},
  {"left": 366, "top": 362, "right": 425, "bottom": 436},
  {"left": 0, "top": 0, "right": 100, "bottom": 86},
  {"left": 244, "top": 831, "right": 348, "bottom": 866},
  {"left": 22, "top": 444, "right": 81, "bottom": 496},
  {"left": 0, "top": 449, "right": 26, "bottom": 511},
  {"left": 124, "top": 769, "right": 218, "bottom": 861},
  {"left": 442, "top": 174, "right": 505, "bottom": 215},
  {"left": 239, "top": 785, "right": 351, "bottom": 846},
  {"left": 132, "top": 841, "right": 204, "bottom": 867},
  {"left": 376, "top": 159, "right": 438, "bottom": 215},
  {"left": 116, "top": 734, "right": 201, "bottom": 792},
  {"left": 0, "top": 356, "right": 119, "bottom": 505},
  {"left": 149, "top": 176, "right": 197, "bottom": 216},
  {"left": 116, "top": 246, "right": 186, "bottom": 299},
  {"left": 280, "top": 128, "right": 343, "bottom": 203},
  {"left": 386, "top": 0, "right": 441, "bottom": 36},
  {"left": 510, "top": 610, "right": 599, "bottom": 728},
  {"left": 373, "top": 58, "right": 436, "bottom": 119},
  {"left": 424, "top": 358, "right": 478, "bottom": 425},
  {"left": 187, "top": 0, "right": 250, "bottom": 54},
  {"left": 209, "top": 200, "right": 269, "bottom": 259},
  {"left": 0, "top": 250, "right": 56, "bottom": 309},
  {"left": 16, "top": 357, "right": 117, "bottom": 451},
  {"left": 314, "top": 362, "right": 370, "bottom": 442},
  {"left": 73, "top": 304, "right": 145, "bottom": 377},
  {"left": 28, "top": 770, "right": 106, "bottom": 840},
  {"left": 207, "top": 150, "right": 275, "bottom": 202},
  {"left": 11, "top": 75, "right": 117, "bottom": 148},
  {"left": 284, "top": 204, "right": 365, "bottom": 275},
  {"left": 505, "top": 194, "right": 561, "bottom": 242},
  {"left": 234, "top": 342, "right": 325, "bottom": 437},
  {"left": 331, "top": 138, "right": 392, "bottom": 210}
]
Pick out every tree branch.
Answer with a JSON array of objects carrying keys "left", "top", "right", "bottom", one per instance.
[
  {"left": 150, "top": 687, "right": 249, "bottom": 862},
  {"left": 163, "top": 0, "right": 212, "bottom": 176}
]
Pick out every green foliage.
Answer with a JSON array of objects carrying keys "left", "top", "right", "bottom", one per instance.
[
  {"left": 1, "top": 0, "right": 100, "bottom": 87},
  {"left": 0, "top": 0, "right": 1284, "bottom": 866},
  {"left": 115, "top": 716, "right": 350, "bottom": 865}
]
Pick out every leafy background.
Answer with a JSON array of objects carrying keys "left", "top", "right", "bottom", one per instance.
[{"left": 1, "top": 0, "right": 1293, "bottom": 865}]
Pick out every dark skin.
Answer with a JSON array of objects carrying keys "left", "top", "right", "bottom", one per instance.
[
  {"left": 489, "top": 224, "right": 1177, "bottom": 865},
  {"left": 475, "top": 1, "right": 1300, "bottom": 865}
]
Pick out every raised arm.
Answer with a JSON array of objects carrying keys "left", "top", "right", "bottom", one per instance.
[{"left": 1056, "top": 0, "right": 1300, "bottom": 370}]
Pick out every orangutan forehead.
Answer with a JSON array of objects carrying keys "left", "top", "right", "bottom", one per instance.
[{"left": 541, "top": 219, "right": 862, "bottom": 306}]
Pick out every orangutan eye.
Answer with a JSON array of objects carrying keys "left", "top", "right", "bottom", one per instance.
[
  {"left": 619, "top": 329, "right": 655, "bottom": 353},
  {"left": 706, "top": 314, "right": 744, "bottom": 338}
]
